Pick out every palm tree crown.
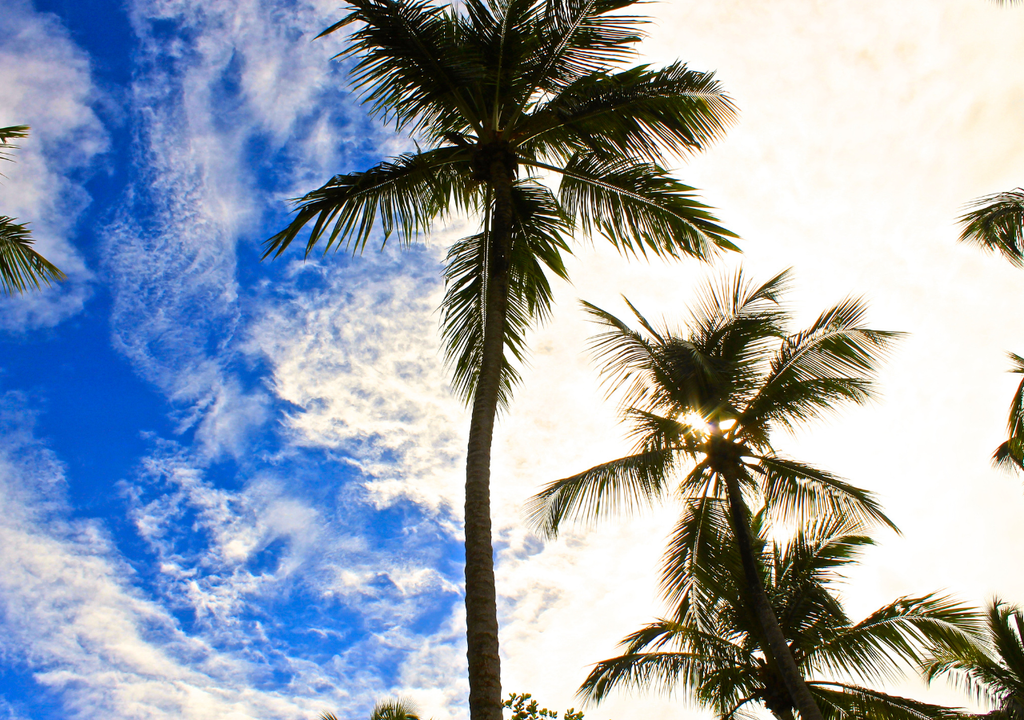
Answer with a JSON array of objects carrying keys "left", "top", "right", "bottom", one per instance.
[
  {"left": 267, "top": 2, "right": 739, "bottom": 720},
  {"left": 528, "top": 269, "right": 903, "bottom": 720},
  {"left": 580, "top": 510, "right": 978, "bottom": 720}
]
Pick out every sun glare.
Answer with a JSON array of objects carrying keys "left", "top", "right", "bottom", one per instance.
[{"left": 683, "top": 411, "right": 711, "bottom": 434}]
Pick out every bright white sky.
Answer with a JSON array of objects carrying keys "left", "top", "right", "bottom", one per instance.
[{"left": 483, "top": 2, "right": 1024, "bottom": 717}]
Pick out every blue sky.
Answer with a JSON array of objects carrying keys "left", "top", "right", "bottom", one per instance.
[
  {"left": 3, "top": 0, "right": 1024, "bottom": 719},
  {"left": 1, "top": 1, "right": 468, "bottom": 716}
]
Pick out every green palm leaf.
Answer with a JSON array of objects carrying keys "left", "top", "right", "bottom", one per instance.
[
  {"left": 0, "top": 126, "right": 66, "bottom": 295},
  {"left": 658, "top": 496, "right": 740, "bottom": 623},
  {"left": 809, "top": 682, "right": 969, "bottom": 720},
  {"left": 741, "top": 297, "right": 902, "bottom": 442},
  {"left": 579, "top": 649, "right": 742, "bottom": 706},
  {"left": 755, "top": 455, "right": 895, "bottom": 530},
  {"left": 320, "top": 0, "right": 486, "bottom": 137},
  {"left": 526, "top": 449, "right": 676, "bottom": 537},
  {"left": 551, "top": 152, "right": 739, "bottom": 259},
  {"left": 0, "top": 125, "right": 30, "bottom": 167},
  {"left": 521, "top": 62, "right": 736, "bottom": 164},
  {"left": 440, "top": 181, "right": 570, "bottom": 405},
  {"left": 804, "top": 594, "right": 981, "bottom": 686},
  {"left": 264, "top": 146, "right": 475, "bottom": 258},
  {"left": 513, "top": 0, "right": 645, "bottom": 102},
  {"left": 926, "top": 600, "right": 1024, "bottom": 717},
  {"left": 993, "top": 353, "right": 1024, "bottom": 472},
  {"left": 0, "top": 216, "right": 66, "bottom": 295},
  {"left": 958, "top": 189, "right": 1024, "bottom": 267}
]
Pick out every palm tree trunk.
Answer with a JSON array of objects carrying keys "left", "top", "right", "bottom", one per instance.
[
  {"left": 722, "top": 472, "right": 824, "bottom": 720},
  {"left": 464, "top": 159, "right": 515, "bottom": 720}
]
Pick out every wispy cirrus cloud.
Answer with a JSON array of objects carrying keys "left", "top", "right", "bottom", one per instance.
[
  {"left": 0, "top": 395, "right": 333, "bottom": 719},
  {"left": 104, "top": 0, "right": 397, "bottom": 458},
  {"left": 245, "top": 246, "right": 468, "bottom": 516}
]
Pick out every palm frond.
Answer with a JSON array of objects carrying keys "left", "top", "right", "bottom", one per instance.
[
  {"left": 579, "top": 650, "right": 728, "bottom": 705},
  {"left": 0, "top": 125, "right": 29, "bottom": 165},
  {"left": 581, "top": 296, "right": 748, "bottom": 420},
  {"left": 0, "top": 216, "right": 66, "bottom": 295},
  {"left": 658, "top": 496, "right": 739, "bottom": 622},
  {"left": 579, "top": 299, "right": 682, "bottom": 410},
  {"left": 958, "top": 188, "right": 1024, "bottom": 267},
  {"left": 679, "top": 269, "right": 791, "bottom": 417},
  {"left": 263, "top": 146, "right": 474, "bottom": 258},
  {"left": 624, "top": 408, "right": 705, "bottom": 456},
  {"left": 741, "top": 297, "right": 901, "bottom": 438},
  {"left": 930, "top": 599, "right": 1024, "bottom": 713},
  {"left": 810, "top": 682, "right": 970, "bottom": 720},
  {"left": 925, "top": 644, "right": 1009, "bottom": 711},
  {"left": 585, "top": 617, "right": 759, "bottom": 713},
  {"left": 371, "top": 698, "right": 422, "bottom": 720},
  {"left": 460, "top": 0, "right": 545, "bottom": 129},
  {"left": 805, "top": 595, "right": 981, "bottom": 686},
  {"left": 441, "top": 181, "right": 571, "bottom": 406},
  {"left": 514, "top": 0, "right": 645, "bottom": 107},
  {"left": 522, "top": 62, "right": 736, "bottom": 164},
  {"left": 686, "top": 267, "right": 789, "bottom": 347},
  {"left": 320, "top": 0, "right": 485, "bottom": 138},
  {"left": 755, "top": 455, "right": 896, "bottom": 531},
  {"left": 525, "top": 449, "right": 676, "bottom": 538},
  {"left": 548, "top": 153, "right": 739, "bottom": 260},
  {"left": 994, "top": 352, "right": 1024, "bottom": 472}
]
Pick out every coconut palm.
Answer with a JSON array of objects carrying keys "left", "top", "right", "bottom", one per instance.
[
  {"left": 579, "top": 508, "right": 978, "bottom": 719},
  {"left": 926, "top": 599, "right": 1024, "bottom": 719},
  {"left": 528, "top": 269, "right": 905, "bottom": 720},
  {"left": 266, "top": 2, "right": 739, "bottom": 718},
  {"left": 0, "top": 125, "right": 65, "bottom": 295},
  {"left": 321, "top": 697, "right": 423, "bottom": 720}
]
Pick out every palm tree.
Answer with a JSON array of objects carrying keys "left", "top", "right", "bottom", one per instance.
[
  {"left": 321, "top": 697, "right": 423, "bottom": 720},
  {"left": 926, "top": 599, "right": 1024, "bottom": 719},
  {"left": 266, "top": 2, "right": 739, "bottom": 719},
  {"left": 578, "top": 508, "right": 978, "bottom": 719},
  {"left": 0, "top": 125, "right": 66, "bottom": 295},
  {"left": 527, "top": 269, "right": 903, "bottom": 720}
]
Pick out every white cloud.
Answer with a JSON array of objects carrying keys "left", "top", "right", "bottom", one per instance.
[
  {"left": 0, "top": 0, "right": 107, "bottom": 330},
  {"left": 246, "top": 247, "right": 469, "bottom": 516},
  {"left": 0, "top": 397, "right": 338, "bottom": 719},
  {"left": 103, "top": 0, "right": 411, "bottom": 458}
]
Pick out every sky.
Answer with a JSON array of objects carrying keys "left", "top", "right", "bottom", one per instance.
[{"left": 0, "top": 0, "right": 1023, "bottom": 718}]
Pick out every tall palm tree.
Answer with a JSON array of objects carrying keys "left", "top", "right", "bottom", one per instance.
[
  {"left": 926, "top": 599, "right": 1024, "bottom": 719},
  {"left": 266, "top": 2, "right": 739, "bottom": 719},
  {"left": 0, "top": 125, "right": 66, "bottom": 295},
  {"left": 579, "top": 509, "right": 977, "bottom": 719},
  {"left": 528, "top": 269, "right": 902, "bottom": 720}
]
